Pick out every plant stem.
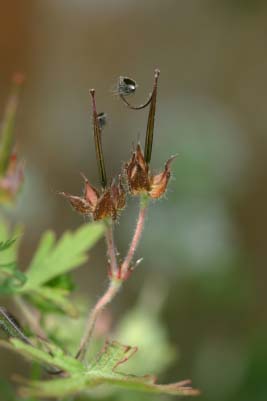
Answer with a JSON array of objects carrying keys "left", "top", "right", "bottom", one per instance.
[
  {"left": 105, "top": 221, "right": 119, "bottom": 278},
  {"left": 14, "top": 296, "right": 47, "bottom": 340},
  {"left": 120, "top": 197, "right": 149, "bottom": 279},
  {"left": 76, "top": 197, "right": 149, "bottom": 361},
  {"left": 76, "top": 278, "right": 122, "bottom": 361}
]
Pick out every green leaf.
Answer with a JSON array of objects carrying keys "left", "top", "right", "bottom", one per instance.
[
  {"left": 11, "top": 340, "right": 199, "bottom": 399},
  {"left": 0, "top": 220, "right": 26, "bottom": 291},
  {"left": 0, "top": 217, "right": 22, "bottom": 261},
  {"left": 29, "top": 286, "right": 79, "bottom": 318},
  {"left": 0, "top": 265, "right": 27, "bottom": 287},
  {"left": 11, "top": 338, "right": 84, "bottom": 374},
  {"left": 0, "top": 238, "right": 16, "bottom": 252},
  {"left": 21, "top": 222, "right": 104, "bottom": 291}
]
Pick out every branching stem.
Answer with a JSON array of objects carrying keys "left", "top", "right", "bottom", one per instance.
[{"left": 76, "top": 197, "right": 149, "bottom": 361}]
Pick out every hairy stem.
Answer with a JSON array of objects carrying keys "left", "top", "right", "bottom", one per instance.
[
  {"left": 76, "top": 197, "right": 149, "bottom": 361},
  {"left": 105, "top": 221, "right": 119, "bottom": 278},
  {"left": 76, "top": 279, "right": 122, "bottom": 361},
  {"left": 120, "top": 197, "right": 149, "bottom": 278}
]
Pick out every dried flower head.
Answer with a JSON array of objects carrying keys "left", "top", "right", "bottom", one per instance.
[
  {"left": 60, "top": 174, "right": 125, "bottom": 221},
  {"left": 125, "top": 144, "right": 175, "bottom": 199}
]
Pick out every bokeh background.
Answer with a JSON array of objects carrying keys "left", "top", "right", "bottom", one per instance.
[{"left": 1, "top": 1, "right": 267, "bottom": 400}]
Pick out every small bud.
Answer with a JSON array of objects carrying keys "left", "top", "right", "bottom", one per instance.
[{"left": 117, "top": 76, "right": 137, "bottom": 96}]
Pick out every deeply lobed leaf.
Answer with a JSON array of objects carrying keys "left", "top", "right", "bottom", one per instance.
[
  {"left": 11, "top": 340, "right": 199, "bottom": 399},
  {"left": 21, "top": 222, "right": 104, "bottom": 291}
]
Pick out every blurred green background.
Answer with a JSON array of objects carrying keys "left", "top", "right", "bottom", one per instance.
[{"left": 1, "top": 1, "right": 267, "bottom": 400}]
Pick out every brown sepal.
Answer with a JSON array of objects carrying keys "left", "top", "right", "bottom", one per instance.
[
  {"left": 125, "top": 144, "right": 150, "bottom": 195},
  {"left": 93, "top": 188, "right": 116, "bottom": 221},
  {"left": 81, "top": 173, "right": 99, "bottom": 209},
  {"left": 149, "top": 155, "right": 176, "bottom": 199},
  {"left": 61, "top": 174, "right": 126, "bottom": 221},
  {"left": 111, "top": 175, "right": 126, "bottom": 210},
  {"left": 59, "top": 192, "right": 92, "bottom": 215}
]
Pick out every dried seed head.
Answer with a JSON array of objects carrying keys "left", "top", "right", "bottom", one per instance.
[
  {"left": 125, "top": 144, "right": 175, "bottom": 199},
  {"left": 125, "top": 144, "right": 150, "bottom": 195},
  {"left": 117, "top": 76, "right": 137, "bottom": 96},
  {"left": 61, "top": 175, "right": 126, "bottom": 221}
]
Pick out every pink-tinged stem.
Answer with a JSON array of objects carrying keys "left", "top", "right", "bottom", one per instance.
[
  {"left": 105, "top": 222, "right": 119, "bottom": 278},
  {"left": 120, "top": 198, "right": 149, "bottom": 279},
  {"left": 76, "top": 198, "right": 149, "bottom": 361},
  {"left": 76, "top": 279, "right": 121, "bottom": 361}
]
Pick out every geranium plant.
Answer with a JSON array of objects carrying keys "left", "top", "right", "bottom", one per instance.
[{"left": 0, "top": 70, "right": 199, "bottom": 400}]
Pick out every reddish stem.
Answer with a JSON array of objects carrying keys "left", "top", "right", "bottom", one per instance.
[
  {"left": 120, "top": 198, "right": 149, "bottom": 279},
  {"left": 76, "top": 198, "right": 149, "bottom": 361},
  {"left": 76, "top": 279, "right": 121, "bottom": 361},
  {"left": 105, "top": 222, "right": 119, "bottom": 278}
]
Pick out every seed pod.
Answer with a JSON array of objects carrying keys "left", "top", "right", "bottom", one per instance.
[{"left": 125, "top": 144, "right": 175, "bottom": 199}]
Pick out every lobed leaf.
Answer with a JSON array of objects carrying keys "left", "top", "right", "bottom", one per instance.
[
  {"left": 21, "top": 222, "right": 104, "bottom": 291},
  {"left": 29, "top": 286, "right": 79, "bottom": 318},
  {"left": 12, "top": 340, "right": 199, "bottom": 399},
  {"left": 11, "top": 338, "right": 84, "bottom": 374},
  {"left": 0, "top": 221, "right": 26, "bottom": 291}
]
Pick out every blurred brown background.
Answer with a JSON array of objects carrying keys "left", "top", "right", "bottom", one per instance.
[{"left": 1, "top": 1, "right": 267, "bottom": 401}]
